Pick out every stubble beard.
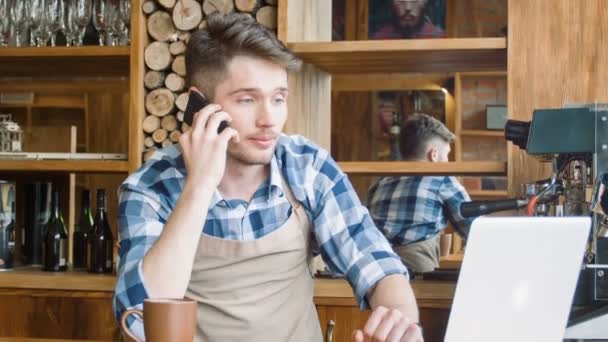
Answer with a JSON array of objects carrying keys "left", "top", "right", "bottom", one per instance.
[{"left": 227, "top": 145, "right": 275, "bottom": 166}]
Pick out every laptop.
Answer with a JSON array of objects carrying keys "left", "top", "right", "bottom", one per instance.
[{"left": 444, "top": 217, "right": 591, "bottom": 342}]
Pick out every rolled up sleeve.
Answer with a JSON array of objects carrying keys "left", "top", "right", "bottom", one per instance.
[
  {"left": 311, "top": 157, "right": 408, "bottom": 309},
  {"left": 113, "top": 185, "right": 167, "bottom": 333}
]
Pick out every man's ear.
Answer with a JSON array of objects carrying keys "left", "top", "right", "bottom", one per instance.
[{"left": 427, "top": 147, "right": 438, "bottom": 162}]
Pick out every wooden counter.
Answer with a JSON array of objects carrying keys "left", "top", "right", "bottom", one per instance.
[
  {"left": 314, "top": 278, "right": 455, "bottom": 342},
  {"left": 0, "top": 269, "right": 455, "bottom": 342},
  {"left": 314, "top": 277, "right": 455, "bottom": 308},
  {"left": 1, "top": 268, "right": 456, "bottom": 303},
  {"left": 0, "top": 339, "right": 105, "bottom": 342},
  {"left": 0, "top": 267, "right": 117, "bottom": 292}
]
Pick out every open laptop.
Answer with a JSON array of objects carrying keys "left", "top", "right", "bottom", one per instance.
[{"left": 444, "top": 217, "right": 591, "bottom": 342}]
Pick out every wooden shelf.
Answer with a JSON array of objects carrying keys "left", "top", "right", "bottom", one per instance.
[
  {"left": 0, "top": 267, "right": 116, "bottom": 292},
  {"left": 0, "top": 160, "right": 129, "bottom": 173},
  {"left": 458, "top": 71, "right": 507, "bottom": 77},
  {"left": 0, "top": 46, "right": 130, "bottom": 78},
  {"left": 468, "top": 189, "right": 508, "bottom": 198},
  {"left": 288, "top": 38, "right": 507, "bottom": 74},
  {"left": 460, "top": 129, "right": 505, "bottom": 137},
  {"left": 338, "top": 161, "right": 507, "bottom": 176},
  {"left": 0, "top": 94, "right": 85, "bottom": 109}
]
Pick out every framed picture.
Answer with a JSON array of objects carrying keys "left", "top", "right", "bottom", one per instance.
[
  {"left": 369, "top": 0, "right": 446, "bottom": 39},
  {"left": 332, "top": 0, "right": 346, "bottom": 41}
]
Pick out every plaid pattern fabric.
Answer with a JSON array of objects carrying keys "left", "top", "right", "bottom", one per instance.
[
  {"left": 114, "top": 134, "right": 408, "bottom": 329},
  {"left": 367, "top": 176, "right": 473, "bottom": 245}
]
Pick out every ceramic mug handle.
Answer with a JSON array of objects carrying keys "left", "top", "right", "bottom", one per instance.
[{"left": 120, "top": 308, "right": 144, "bottom": 342}]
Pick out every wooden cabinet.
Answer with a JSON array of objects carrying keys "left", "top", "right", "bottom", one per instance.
[
  {"left": 316, "top": 303, "right": 450, "bottom": 342},
  {"left": 0, "top": 269, "right": 118, "bottom": 340},
  {"left": 313, "top": 278, "right": 455, "bottom": 342},
  {"left": 0, "top": 0, "right": 146, "bottom": 270},
  {"left": 0, "top": 289, "right": 117, "bottom": 341},
  {"left": 316, "top": 303, "right": 371, "bottom": 342}
]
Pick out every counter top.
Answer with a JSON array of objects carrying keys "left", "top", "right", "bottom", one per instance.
[
  {"left": 0, "top": 339, "right": 105, "bottom": 342},
  {"left": 0, "top": 267, "right": 116, "bottom": 292},
  {"left": 0, "top": 268, "right": 456, "bottom": 307},
  {"left": 313, "top": 278, "right": 455, "bottom": 308}
]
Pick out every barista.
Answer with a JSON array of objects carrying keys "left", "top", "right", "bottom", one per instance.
[{"left": 114, "top": 13, "right": 422, "bottom": 342}]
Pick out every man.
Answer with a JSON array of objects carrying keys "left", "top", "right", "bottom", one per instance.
[
  {"left": 367, "top": 113, "right": 473, "bottom": 274},
  {"left": 372, "top": 0, "right": 445, "bottom": 39},
  {"left": 114, "top": 12, "right": 422, "bottom": 342}
]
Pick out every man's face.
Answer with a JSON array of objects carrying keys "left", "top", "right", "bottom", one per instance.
[
  {"left": 391, "top": 0, "right": 426, "bottom": 29},
  {"left": 213, "top": 55, "right": 288, "bottom": 166}
]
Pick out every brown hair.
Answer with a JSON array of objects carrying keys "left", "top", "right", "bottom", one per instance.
[
  {"left": 399, "top": 113, "right": 455, "bottom": 160},
  {"left": 185, "top": 12, "right": 302, "bottom": 99}
]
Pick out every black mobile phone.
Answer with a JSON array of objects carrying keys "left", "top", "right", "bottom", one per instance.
[{"left": 183, "top": 91, "right": 229, "bottom": 134}]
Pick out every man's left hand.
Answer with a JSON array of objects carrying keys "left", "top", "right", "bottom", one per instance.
[{"left": 352, "top": 306, "right": 423, "bottom": 342}]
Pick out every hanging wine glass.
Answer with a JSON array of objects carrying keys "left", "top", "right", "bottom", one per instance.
[
  {"left": 34, "top": 1, "right": 53, "bottom": 47},
  {"left": 48, "top": 0, "right": 66, "bottom": 47},
  {"left": 9, "top": 0, "right": 27, "bottom": 47},
  {"left": 106, "top": 0, "right": 124, "bottom": 46},
  {"left": 25, "top": 0, "right": 43, "bottom": 46},
  {"left": 72, "top": 0, "right": 92, "bottom": 46},
  {"left": 92, "top": 0, "right": 108, "bottom": 46},
  {"left": 118, "top": 0, "right": 130, "bottom": 45},
  {"left": 0, "top": 0, "right": 11, "bottom": 47},
  {"left": 62, "top": 0, "right": 77, "bottom": 46}
]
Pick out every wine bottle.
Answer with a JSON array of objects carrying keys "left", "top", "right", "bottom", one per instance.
[
  {"left": 73, "top": 190, "right": 93, "bottom": 270},
  {"left": 88, "top": 189, "right": 114, "bottom": 274},
  {"left": 42, "top": 190, "right": 68, "bottom": 272},
  {"left": 389, "top": 111, "right": 402, "bottom": 160}
]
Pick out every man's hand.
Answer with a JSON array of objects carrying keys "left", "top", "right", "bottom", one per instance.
[
  {"left": 179, "top": 100, "right": 239, "bottom": 192},
  {"left": 352, "top": 306, "right": 423, "bottom": 342}
]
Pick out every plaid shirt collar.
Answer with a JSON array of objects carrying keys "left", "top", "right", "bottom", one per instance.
[{"left": 208, "top": 154, "right": 285, "bottom": 208}]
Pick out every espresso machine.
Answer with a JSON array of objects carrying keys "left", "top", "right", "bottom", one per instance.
[{"left": 461, "top": 104, "right": 608, "bottom": 339}]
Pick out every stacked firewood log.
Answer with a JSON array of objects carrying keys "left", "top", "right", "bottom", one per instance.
[{"left": 142, "top": 0, "right": 278, "bottom": 161}]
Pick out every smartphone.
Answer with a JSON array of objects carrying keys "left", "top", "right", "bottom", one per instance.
[{"left": 183, "top": 91, "right": 229, "bottom": 134}]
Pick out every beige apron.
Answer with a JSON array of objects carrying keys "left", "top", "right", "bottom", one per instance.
[
  {"left": 185, "top": 179, "right": 323, "bottom": 342},
  {"left": 393, "top": 234, "right": 441, "bottom": 274}
]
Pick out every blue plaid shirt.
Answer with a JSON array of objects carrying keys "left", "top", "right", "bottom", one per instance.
[
  {"left": 367, "top": 176, "right": 473, "bottom": 245},
  {"left": 114, "top": 134, "right": 408, "bottom": 325}
]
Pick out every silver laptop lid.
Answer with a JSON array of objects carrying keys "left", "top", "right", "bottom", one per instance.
[{"left": 445, "top": 217, "right": 591, "bottom": 342}]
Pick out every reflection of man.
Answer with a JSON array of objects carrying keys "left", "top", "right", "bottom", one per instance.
[
  {"left": 372, "top": 0, "right": 445, "bottom": 39},
  {"left": 367, "top": 114, "right": 472, "bottom": 274}
]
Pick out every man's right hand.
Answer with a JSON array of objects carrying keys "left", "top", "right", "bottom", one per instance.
[{"left": 179, "top": 103, "right": 239, "bottom": 192}]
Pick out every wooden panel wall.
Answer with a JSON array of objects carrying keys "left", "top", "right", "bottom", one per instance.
[
  {"left": 129, "top": 0, "right": 146, "bottom": 173},
  {"left": 446, "top": 0, "right": 507, "bottom": 38},
  {"left": 331, "top": 91, "right": 375, "bottom": 199},
  {"left": 507, "top": 0, "right": 608, "bottom": 195},
  {"left": 279, "top": 0, "right": 333, "bottom": 150}
]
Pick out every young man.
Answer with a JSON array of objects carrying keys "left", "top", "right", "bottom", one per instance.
[
  {"left": 367, "top": 113, "right": 473, "bottom": 274},
  {"left": 372, "top": 0, "right": 445, "bottom": 39},
  {"left": 114, "top": 13, "right": 422, "bottom": 342}
]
